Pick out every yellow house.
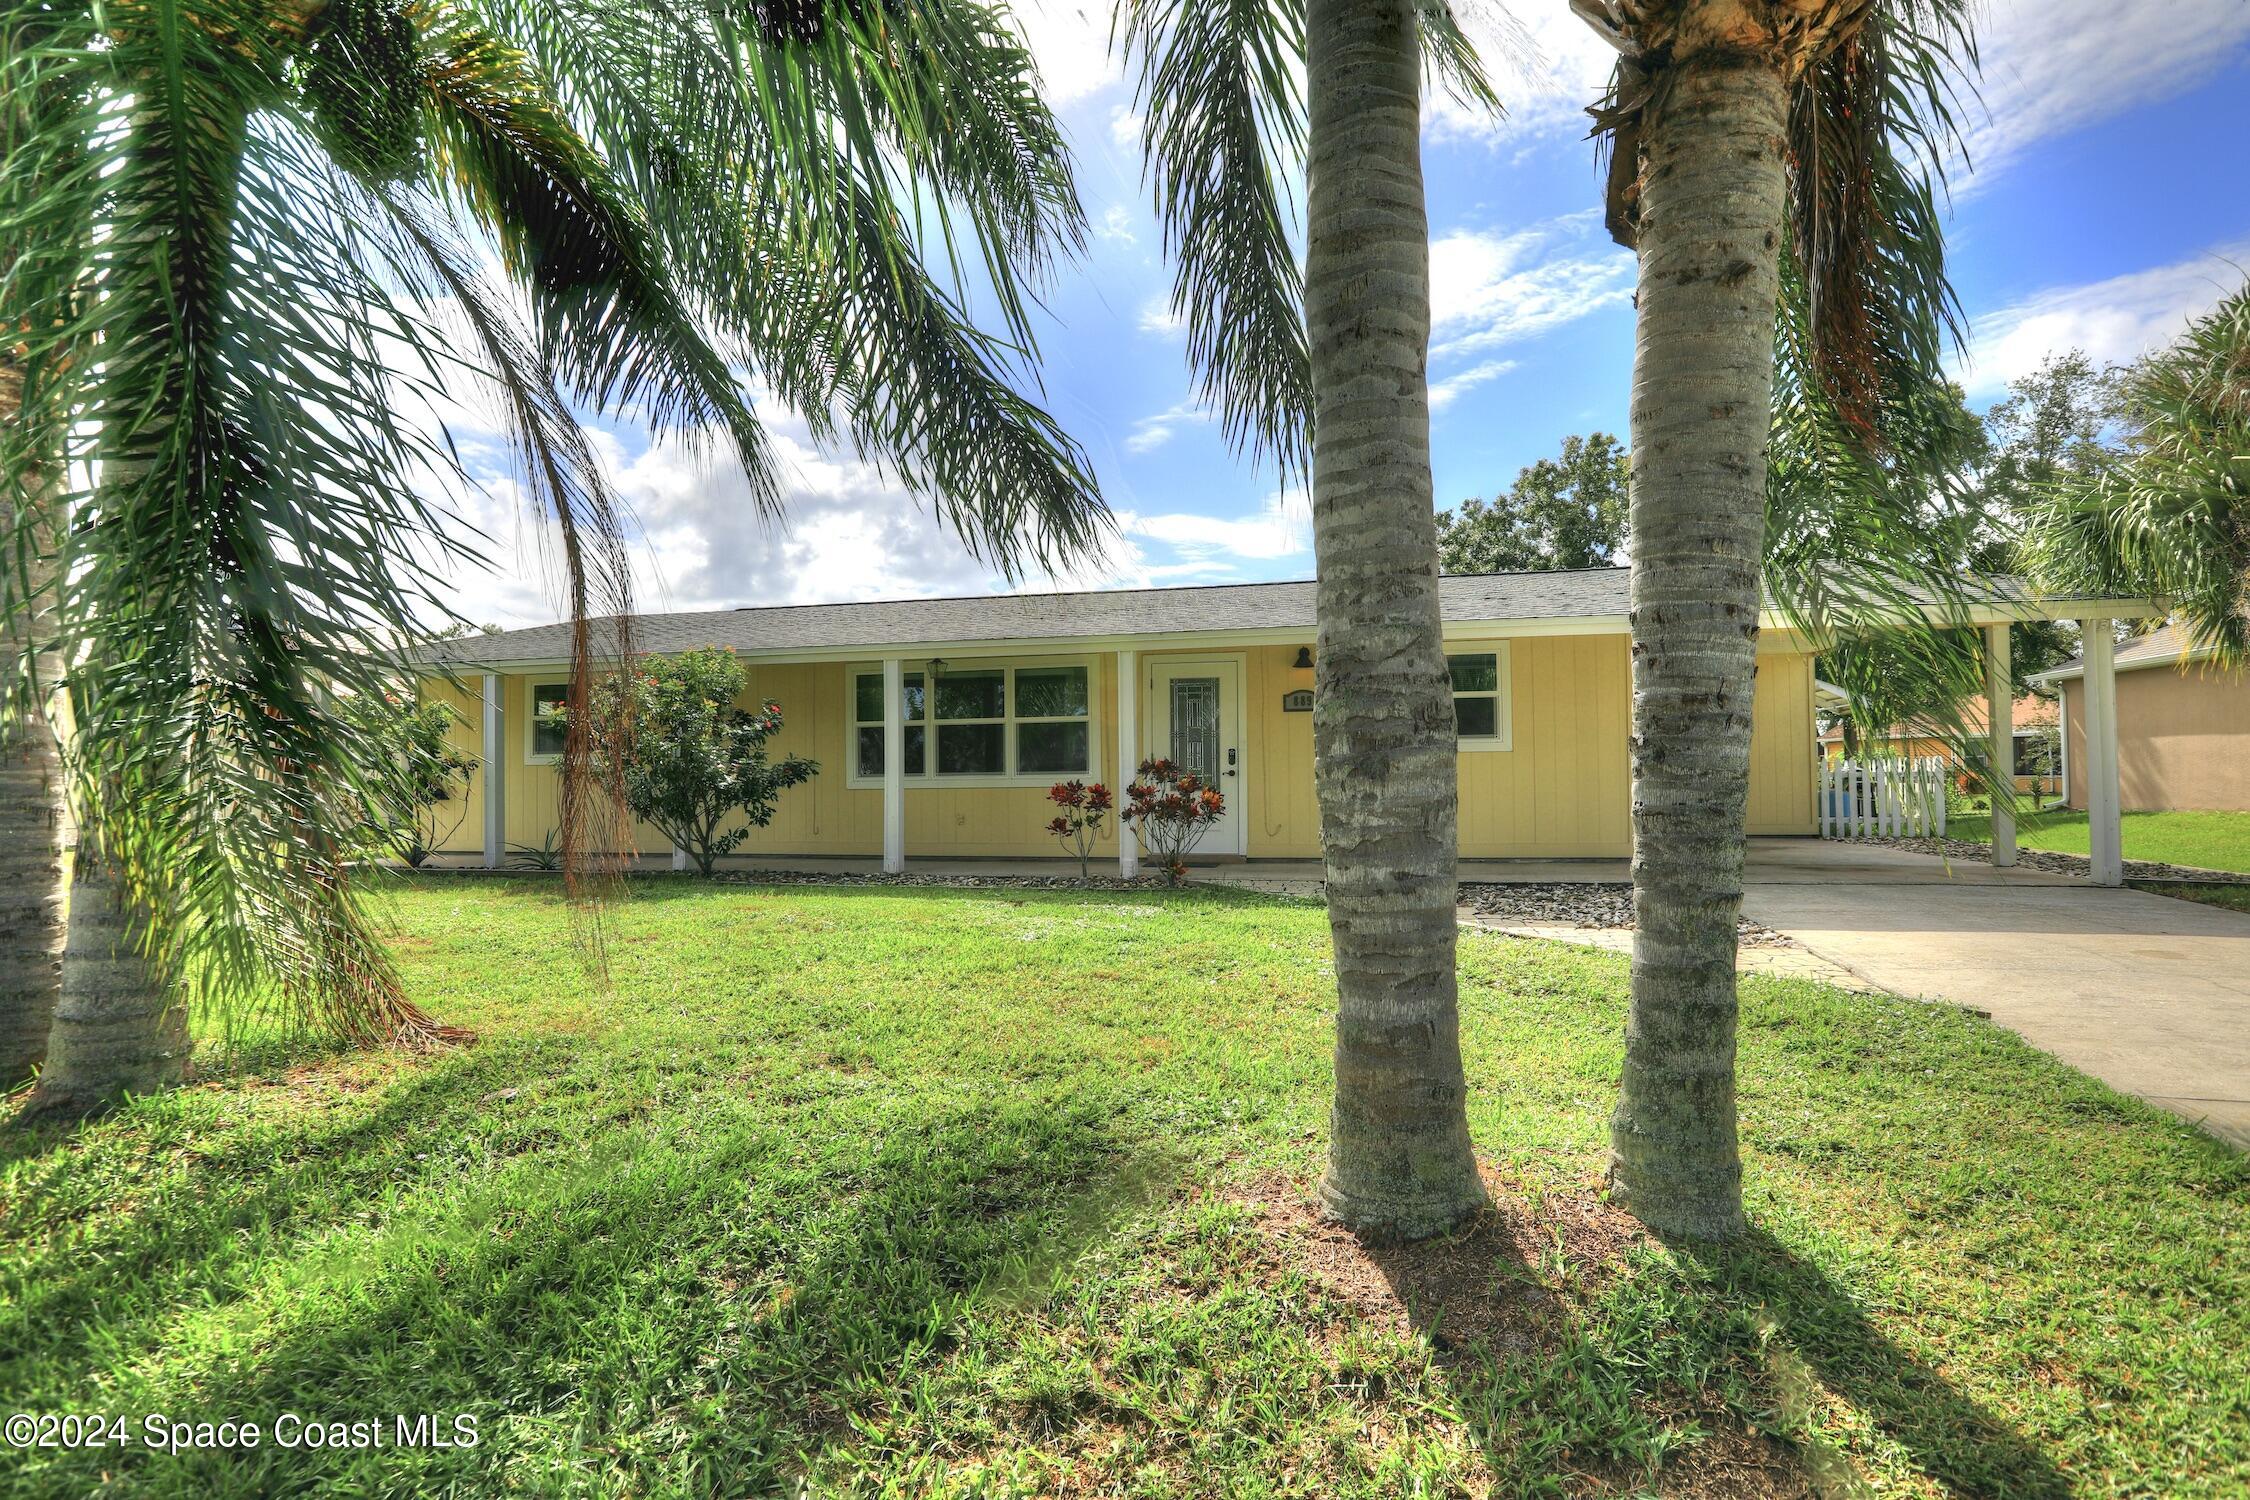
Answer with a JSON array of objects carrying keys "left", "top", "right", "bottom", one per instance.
[{"left": 409, "top": 569, "right": 2147, "bottom": 875}]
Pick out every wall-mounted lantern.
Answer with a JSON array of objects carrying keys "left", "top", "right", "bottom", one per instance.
[{"left": 1292, "top": 646, "right": 1314, "bottom": 671}]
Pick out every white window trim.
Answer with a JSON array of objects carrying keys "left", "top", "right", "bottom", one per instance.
[
  {"left": 525, "top": 680, "right": 571, "bottom": 765},
  {"left": 1445, "top": 641, "right": 1513, "bottom": 752},
  {"left": 846, "top": 656, "right": 1103, "bottom": 789}
]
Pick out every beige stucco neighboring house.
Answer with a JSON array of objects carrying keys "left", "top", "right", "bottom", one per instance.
[{"left": 2034, "top": 623, "right": 2250, "bottom": 813}]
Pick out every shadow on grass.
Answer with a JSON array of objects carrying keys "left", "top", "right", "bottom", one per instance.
[
  {"left": 1341, "top": 1193, "right": 2071, "bottom": 1498},
  {"left": 1662, "top": 1228, "right": 2073, "bottom": 1499},
  {"left": 2, "top": 1069, "right": 1173, "bottom": 1498}
]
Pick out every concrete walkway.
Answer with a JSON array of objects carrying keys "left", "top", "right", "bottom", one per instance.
[{"left": 1742, "top": 873, "right": 2250, "bottom": 1150}]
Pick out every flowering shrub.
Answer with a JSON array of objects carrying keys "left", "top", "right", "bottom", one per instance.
[
  {"left": 579, "top": 647, "right": 818, "bottom": 875},
  {"left": 1120, "top": 757, "right": 1225, "bottom": 885},
  {"left": 1044, "top": 780, "right": 1113, "bottom": 880}
]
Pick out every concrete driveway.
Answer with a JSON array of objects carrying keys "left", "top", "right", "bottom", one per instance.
[{"left": 1740, "top": 841, "right": 2250, "bottom": 1150}]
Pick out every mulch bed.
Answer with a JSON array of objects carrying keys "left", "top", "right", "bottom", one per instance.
[
  {"left": 1864, "top": 835, "right": 2240, "bottom": 883},
  {"left": 1460, "top": 882, "right": 1798, "bottom": 948}
]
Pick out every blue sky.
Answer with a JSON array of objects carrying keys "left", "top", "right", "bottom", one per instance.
[{"left": 442, "top": 0, "right": 2250, "bottom": 629}]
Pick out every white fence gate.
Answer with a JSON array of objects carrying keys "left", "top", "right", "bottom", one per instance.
[{"left": 1819, "top": 757, "right": 1950, "bottom": 840}]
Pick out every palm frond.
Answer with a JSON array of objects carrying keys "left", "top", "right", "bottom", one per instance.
[
  {"left": 466, "top": 0, "right": 1108, "bottom": 563},
  {"left": 2027, "top": 278, "right": 2250, "bottom": 663},
  {"left": 411, "top": 6, "right": 777, "bottom": 502},
  {"left": 1785, "top": 0, "right": 1975, "bottom": 439},
  {"left": 20, "top": 2, "right": 471, "bottom": 1040},
  {"left": 1116, "top": 0, "right": 1311, "bottom": 477},
  {"left": 374, "top": 197, "right": 639, "bottom": 913},
  {"left": 1763, "top": 248, "right": 2003, "bottom": 795},
  {"left": 1418, "top": 0, "right": 1506, "bottom": 118},
  {"left": 804, "top": 185, "right": 1109, "bottom": 577}
]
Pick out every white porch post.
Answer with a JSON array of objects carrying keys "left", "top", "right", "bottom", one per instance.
[
  {"left": 2081, "top": 621, "right": 2123, "bottom": 886},
  {"left": 1116, "top": 649, "right": 1139, "bottom": 878},
  {"left": 1984, "top": 624, "right": 2015, "bottom": 867},
  {"left": 481, "top": 673, "right": 505, "bottom": 869},
  {"left": 881, "top": 656, "right": 905, "bottom": 874}
]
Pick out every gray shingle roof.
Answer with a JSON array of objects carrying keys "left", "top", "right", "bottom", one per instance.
[
  {"left": 407, "top": 568, "right": 2125, "bottom": 669},
  {"left": 2036, "top": 621, "right": 2218, "bottom": 682},
  {"left": 411, "top": 568, "right": 1638, "bottom": 667}
]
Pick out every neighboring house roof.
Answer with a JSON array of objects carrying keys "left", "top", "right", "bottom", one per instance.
[
  {"left": 410, "top": 568, "right": 2147, "bottom": 670},
  {"left": 2032, "top": 621, "right": 2235, "bottom": 685}
]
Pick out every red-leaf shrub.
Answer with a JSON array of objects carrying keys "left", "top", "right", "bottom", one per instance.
[
  {"left": 1120, "top": 758, "right": 1225, "bottom": 885},
  {"left": 1045, "top": 780, "right": 1112, "bottom": 880}
]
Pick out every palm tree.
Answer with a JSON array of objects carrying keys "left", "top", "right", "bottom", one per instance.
[
  {"left": 0, "top": 346, "right": 70, "bottom": 1095},
  {"left": 0, "top": 0, "right": 1104, "bottom": 1116},
  {"left": 2028, "top": 279, "right": 2250, "bottom": 660},
  {"left": 1121, "top": 0, "right": 1498, "bottom": 1236},
  {"left": 1574, "top": 0, "right": 1976, "bottom": 1237}
]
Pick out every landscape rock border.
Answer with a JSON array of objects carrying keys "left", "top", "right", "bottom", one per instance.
[
  {"left": 1460, "top": 881, "right": 1797, "bottom": 947},
  {"left": 1862, "top": 835, "right": 2240, "bottom": 885}
]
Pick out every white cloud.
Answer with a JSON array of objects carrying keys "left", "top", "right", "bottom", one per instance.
[
  {"left": 1957, "top": 0, "right": 2250, "bottom": 189},
  {"left": 1137, "top": 294, "right": 1185, "bottom": 337},
  {"left": 1009, "top": 0, "right": 1121, "bottom": 107},
  {"left": 1123, "top": 488, "right": 1311, "bottom": 566},
  {"left": 1427, "top": 214, "right": 1634, "bottom": 359},
  {"left": 1428, "top": 358, "right": 1518, "bottom": 411},
  {"left": 1123, "top": 399, "right": 1209, "bottom": 454},
  {"left": 1095, "top": 203, "right": 1137, "bottom": 244},
  {"left": 1107, "top": 103, "right": 1144, "bottom": 150},
  {"left": 421, "top": 414, "right": 1081, "bottom": 629},
  {"left": 1959, "top": 243, "right": 2250, "bottom": 394}
]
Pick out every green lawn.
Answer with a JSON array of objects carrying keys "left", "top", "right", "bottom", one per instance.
[
  {"left": 3, "top": 881, "right": 2244, "bottom": 1498},
  {"left": 1946, "top": 808, "right": 2250, "bottom": 873},
  {"left": 2133, "top": 881, "right": 2250, "bottom": 914}
]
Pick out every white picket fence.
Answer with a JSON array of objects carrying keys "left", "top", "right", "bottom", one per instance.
[{"left": 1819, "top": 756, "right": 1950, "bottom": 839}]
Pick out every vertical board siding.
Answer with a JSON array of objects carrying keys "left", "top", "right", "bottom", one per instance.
[
  {"left": 428, "top": 636, "right": 1823, "bottom": 860},
  {"left": 1746, "top": 650, "right": 1818, "bottom": 834},
  {"left": 425, "top": 675, "right": 488, "bottom": 854}
]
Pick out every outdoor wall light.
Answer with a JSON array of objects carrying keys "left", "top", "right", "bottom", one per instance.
[{"left": 1293, "top": 647, "right": 1314, "bottom": 671}]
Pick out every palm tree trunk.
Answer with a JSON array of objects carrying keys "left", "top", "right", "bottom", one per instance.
[
  {"left": 27, "top": 868, "right": 186, "bottom": 1119},
  {"left": 0, "top": 357, "right": 70, "bottom": 1094},
  {"left": 1608, "top": 47, "right": 1791, "bottom": 1241},
  {"left": 1306, "top": 0, "right": 1483, "bottom": 1239}
]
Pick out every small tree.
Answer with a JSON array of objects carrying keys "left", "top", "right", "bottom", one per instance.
[
  {"left": 586, "top": 648, "right": 818, "bottom": 875},
  {"left": 1045, "top": 780, "right": 1112, "bottom": 880},
  {"left": 1119, "top": 758, "right": 1225, "bottom": 886}
]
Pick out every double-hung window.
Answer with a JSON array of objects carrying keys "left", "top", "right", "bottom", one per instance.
[
  {"left": 853, "top": 670, "right": 928, "bottom": 780},
  {"left": 1446, "top": 647, "right": 1511, "bottom": 750},
  {"left": 528, "top": 682, "right": 571, "bottom": 763},
  {"left": 851, "top": 660, "right": 1093, "bottom": 782}
]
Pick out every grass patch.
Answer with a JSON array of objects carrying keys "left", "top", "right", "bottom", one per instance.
[
  {"left": 2131, "top": 880, "right": 2250, "bottom": 914},
  {"left": 3, "top": 879, "right": 2244, "bottom": 1497},
  {"left": 1946, "top": 808, "right": 2250, "bottom": 872}
]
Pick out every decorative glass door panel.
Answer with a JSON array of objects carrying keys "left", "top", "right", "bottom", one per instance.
[{"left": 1168, "top": 677, "right": 1221, "bottom": 782}]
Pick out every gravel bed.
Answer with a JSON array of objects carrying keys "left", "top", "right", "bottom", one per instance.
[
  {"left": 1862, "top": 836, "right": 2241, "bottom": 884},
  {"left": 1459, "top": 882, "right": 1797, "bottom": 947}
]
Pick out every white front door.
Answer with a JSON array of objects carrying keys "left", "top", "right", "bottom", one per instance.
[{"left": 1148, "top": 656, "right": 1247, "bottom": 856}]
